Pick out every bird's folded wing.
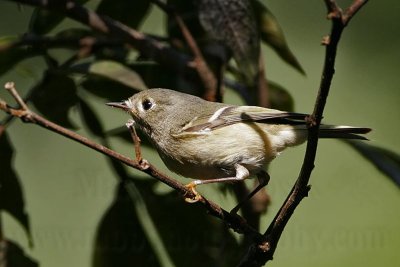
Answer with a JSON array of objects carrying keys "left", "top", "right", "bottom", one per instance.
[{"left": 179, "top": 106, "right": 309, "bottom": 134}]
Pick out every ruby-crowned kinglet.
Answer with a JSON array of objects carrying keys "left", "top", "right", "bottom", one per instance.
[{"left": 107, "top": 89, "right": 370, "bottom": 204}]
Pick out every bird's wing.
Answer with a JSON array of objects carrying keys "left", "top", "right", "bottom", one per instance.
[{"left": 178, "top": 106, "right": 308, "bottom": 134}]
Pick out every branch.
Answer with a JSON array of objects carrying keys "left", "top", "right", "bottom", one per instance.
[
  {"left": 4, "top": 0, "right": 194, "bottom": 75},
  {"left": 238, "top": 1, "right": 369, "bottom": 265},
  {"left": 0, "top": 82, "right": 260, "bottom": 238},
  {"left": 151, "top": 0, "right": 219, "bottom": 101}
]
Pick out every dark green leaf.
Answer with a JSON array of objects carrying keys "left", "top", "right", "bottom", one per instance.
[
  {"left": 0, "top": 36, "right": 41, "bottom": 76},
  {"left": 268, "top": 81, "right": 294, "bottom": 112},
  {"left": 29, "top": 8, "right": 65, "bottom": 35},
  {"left": 90, "top": 61, "right": 148, "bottom": 90},
  {"left": 198, "top": 0, "right": 260, "bottom": 85},
  {"left": 78, "top": 98, "right": 105, "bottom": 138},
  {"left": 106, "top": 125, "right": 153, "bottom": 148},
  {"left": 75, "top": 60, "right": 148, "bottom": 92},
  {"left": 167, "top": 0, "right": 206, "bottom": 41},
  {"left": 31, "top": 72, "right": 79, "bottom": 128},
  {"left": 252, "top": 0, "right": 305, "bottom": 75},
  {"left": 55, "top": 28, "right": 92, "bottom": 39},
  {"left": 29, "top": 0, "right": 90, "bottom": 34},
  {"left": 130, "top": 63, "right": 177, "bottom": 89},
  {"left": 346, "top": 140, "right": 400, "bottom": 187},
  {"left": 0, "top": 133, "right": 32, "bottom": 246},
  {"left": 94, "top": 178, "right": 241, "bottom": 267},
  {"left": 81, "top": 75, "right": 140, "bottom": 102},
  {"left": 0, "top": 240, "right": 38, "bottom": 267},
  {"left": 96, "top": 0, "right": 151, "bottom": 29},
  {"left": 92, "top": 182, "right": 162, "bottom": 267}
]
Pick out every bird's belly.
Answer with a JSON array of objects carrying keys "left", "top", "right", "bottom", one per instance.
[{"left": 160, "top": 123, "right": 278, "bottom": 180}]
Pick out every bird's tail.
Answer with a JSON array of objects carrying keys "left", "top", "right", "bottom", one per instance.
[{"left": 318, "top": 125, "right": 371, "bottom": 140}]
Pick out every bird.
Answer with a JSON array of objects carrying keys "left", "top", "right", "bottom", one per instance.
[{"left": 107, "top": 88, "right": 370, "bottom": 210}]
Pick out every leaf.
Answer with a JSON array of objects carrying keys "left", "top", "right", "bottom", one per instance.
[
  {"left": 0, "top": 36, "right": 40, "bottom": 76},
  {"left": 268, "top": 81, "right": 294, "bottom": 112},
  {"left": 252, "top": 0, "right": 305, "bottom": 75},
  {"left": 29, "top": 0, "right": 89, "bottom": 34},
  {"left": 93, "top": 178, "right": 241, "bottom": 267},
  {"left": 198, "top": 0, "right": 260, "bottom": 85},
  {"left": 130, "top": 63, "right": 176, "bottom": 89},
  {"left": 0, "top": 239, "right": 38, "bottom": 267},
  {"left": 78, "top": 98, "right": 105, "bottom": 138},
  {"left": 224, "top": 78, "right": 294, "bottom": 111},
  {"left": 55, "top": 28, "right": 92, "bottom": 39},
  {"left": 166, "top": 0, "right": 206, "bottom": 41},
  {"left": 96, "top": 0, "right": 151, "bottom": 29},
  {"left": 31, "top": 72, "right": 79, "bottom": 128},
  {"left": 106, "top": 125, "right": 153, "bottom": 148},
  {"left": 81, "top": 75, "right": 138, "bottom": 102},
  {"left": 82, "top": 60, "right": 148, "bottom": 91},
  {"left": 346, "top": 140, "right": 400, "bottom": 187},
  {"left": 29, "top": 8, "right": 65, "bottom": 35},
  {"left": 92, "top": 182, "right": 162, "bottom": 267},
  {"left": 0, "top": 133, "right": 32, "bottom": 246}
]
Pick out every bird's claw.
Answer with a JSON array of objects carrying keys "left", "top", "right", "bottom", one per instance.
[{"left": 184, "top": 182, "right": 202, "bottom": 203}]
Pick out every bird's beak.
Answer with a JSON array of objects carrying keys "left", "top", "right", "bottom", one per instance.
[{"left": 106, "top": 101, "right": 130, "bottom": 111}]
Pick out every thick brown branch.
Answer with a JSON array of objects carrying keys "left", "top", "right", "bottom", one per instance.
[{"left": 0, "top": 83, "right": 260, "bottom": 238}]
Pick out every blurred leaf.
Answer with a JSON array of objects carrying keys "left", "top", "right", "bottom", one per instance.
[
  {"left": 166, "top": 0, "right": 205, "bottom": 41},
  {"left": 31, "top": 72, "right": 79, "bottom": 128},
  {"left": 92, "top": 182, "right": 162, "bottom": 267},
  {"left": 346, "top": 140, "right": 400, "bottom": 187},
  {"left": 78, "top": 60, "right": 148, "bottom": 92},
  {"left": 29, "top": 9, "right": 65, "bottom": 35},
  {"left": 78, "top": 98, "right": 105, "bottom": 138},
  {"left": 268, "top": 81, "right": 294, "bottom": 111},
  {"left": 224, "top": 78, "right": 294, "bottom": 111},
  {"left": 55, "top": 28, "right": 92, "bottom": 39},
  {"left": 97, "top": 0, "right": 151, "bottom": 29},
  {"left": 94, "top": 178, "right": 241, "bottom": 267},
  {"left": 130, "top": 63, "right": 176, "bottom": 89},
  {"left": 198, "top": 0, "right": 260, "bottom": 85},
  {"left": 0, "top": 133, "right": 32, "bottom": 246},
  {"left": 124, "top": 180, "right": 175, "bottom": 267},
  {"left": 0, "top": 36, "right": 40, "bottom": 76},
  {"left": 252, "top": 0, "right": 305, "bottom": 75},
  {"left": 29, "top": 0, "right": 89, "bottom": 34},
  {"left": 106, "top": 125, "right": 153, "bottom": 148},
  {"left": 0, "top": 35, "right": 18, "bottom": 46},
  {"left": 0, "top": 240, "right": 38, "bottom": 267},
  {"left": 80, "top": 75, "right": 140, "bottom": 102}
]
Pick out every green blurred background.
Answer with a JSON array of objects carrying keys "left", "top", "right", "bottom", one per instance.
[{"left": 0, "top": 0, "right": 399, "bottom": 266}]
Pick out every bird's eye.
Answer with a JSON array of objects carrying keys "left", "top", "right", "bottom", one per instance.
[{"left": 142, "top": 99, "right": 153, "bottom": 111}]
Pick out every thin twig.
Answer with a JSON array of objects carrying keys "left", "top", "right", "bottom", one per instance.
[
  {"left": 0, "top": 82, "right": 260, "bottom": 237},
  {"left": 151, "top": 0, "right": 219, "bottom": 101},
  {"left": 126, "top": 120, "right": 143, "bottom": 162},
  {"left": 237, "top": 1, "right": 368, "bottom": 266}
]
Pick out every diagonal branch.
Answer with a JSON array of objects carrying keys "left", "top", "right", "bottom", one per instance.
[
  {"left": 151, "top": 0, "right": 219, "bottom": 101},
  {"left": 0, "top": 82, "right": 260, "bottom": 238},
  {"left": 4, "top": 0, "right": 193, "bottom": 75},
  {"left": 237, "top": 1, "right": 369, "bottom": 266}
]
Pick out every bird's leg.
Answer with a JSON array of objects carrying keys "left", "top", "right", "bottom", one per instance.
[
  {"left": 184, "top": 164, "right": 249, "bottom": 203},
  {"left": 230, "top": 171, "right": 270, "bottom": 214}
]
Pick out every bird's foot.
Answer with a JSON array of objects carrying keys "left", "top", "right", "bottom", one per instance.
[{"left": 184, "top": 181, "right": 203, "bottom": 203}]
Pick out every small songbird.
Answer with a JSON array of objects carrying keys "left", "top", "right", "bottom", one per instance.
[{"left": 107, "top": 88, "right": 370, "bottom": 207}]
